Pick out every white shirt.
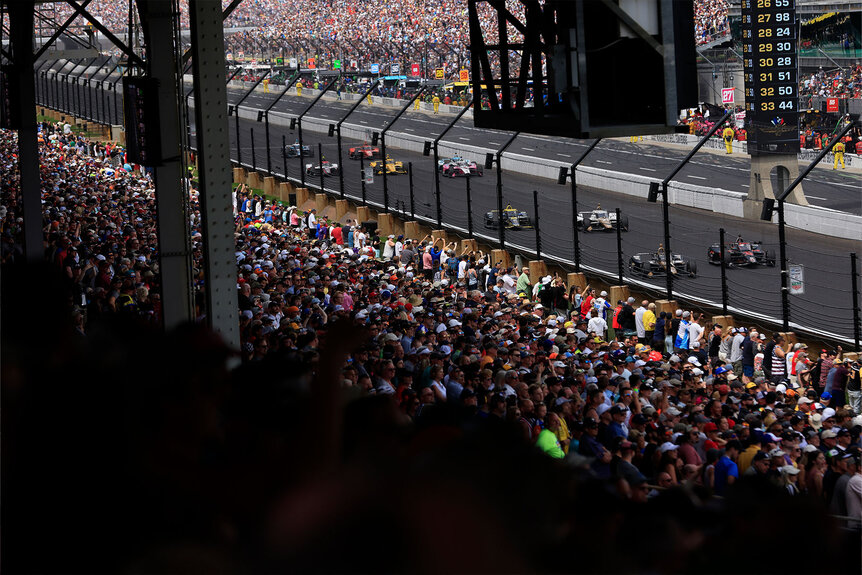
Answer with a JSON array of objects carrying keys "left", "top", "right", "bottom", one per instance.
[
  {"left": 588, "top": 316, "right": 608, "bottom": 338},
  {"left": 307, "top": 212, "right": 317, "bottom": 228},
  {"left": 689, "top": 322, "right": 704, "bottom": 347},
  {"left": 502, "top": 274, "right": 516, "bottom": 294},
  {"left": 635, "top": 306, "right": 647, "bottom": 338},
  {"left": 458, "top": 259, "right": 468, "bottom": 279},
  {"left": 430, "top": 379, "right": 447, "bottom": 401},
  {"left": 730, "top": 333, "right": 745, "bottom": 362},
  {"left": 356, "top": 231, "right": 367, "bottom": 248}
]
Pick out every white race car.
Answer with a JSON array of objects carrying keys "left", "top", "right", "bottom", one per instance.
[
  {"left": 305, "top": 160, "right": 340, "bottom": 176},
  {"left": 577, "top": 205, "right": 629, "bottom": 232}
]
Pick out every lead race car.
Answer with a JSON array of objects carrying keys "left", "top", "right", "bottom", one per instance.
[
  {"left": 283, "top": 140, "right": 314, "bottom": 158},
  {"left": 707, "top": 236, "right": 775, "bottom": 267},
  {"left": 577, "top": 204, "right": 629, "bottom": 232},
  {"left": 629, "top": 245, "right": 697, "bottom": 278},
  {"left": 484, "top": 204, "right": 533, "bottom": 229},
  {"left": 305, "top": 159, "right": 340, "bottom": 177},
  {"left": 438, "top": 155, "right": 483, "bottom": 177}
]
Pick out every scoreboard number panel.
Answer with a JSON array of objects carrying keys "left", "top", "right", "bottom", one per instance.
[{"left": 741, "top": 0, "right": 799, "bottom": 154}]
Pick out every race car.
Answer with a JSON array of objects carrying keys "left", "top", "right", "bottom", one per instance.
[
  {"left": 629, "top": 246, "right": 697, "bottom": 278},
  {"left": 305, "top": 160, "right": 340, "bottom": 177},
  {"left": 369, "top": 155, "right": 408, "bottom": 175},
  {"left": 707, "top": 236, "right": 775, "bottom": 267},
  {"left": 577, "top": 205, "right": 629, "bottom": 232},
  {"left": 348, "top": 143, "right": 379, "bottom": 160},
  {"left": 284, "top": 141, "right": 314, "bottom": 158},
  {"left": 438, "top": 155, "right": 483, "bottom": 177},
  {"left": 484, "top": 204, "right": 533, "bottom": 229}
]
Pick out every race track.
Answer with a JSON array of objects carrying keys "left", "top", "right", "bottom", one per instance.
[{"left": 36, "top": 70, "right": 862, "bottom": 343}]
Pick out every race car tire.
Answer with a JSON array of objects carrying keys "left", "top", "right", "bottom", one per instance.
[
  {"left": 766, "top": 250, "right": 776, "bottom": 267},
  {"left": 688, "top": 261, "right": 698, "bottom": 278}
]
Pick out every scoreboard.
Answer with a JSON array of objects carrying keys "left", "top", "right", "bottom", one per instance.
[{"left": 741, "top": 0, "right": 799, "bottom": 155}]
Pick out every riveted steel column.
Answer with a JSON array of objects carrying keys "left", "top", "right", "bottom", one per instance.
[
  {"left": 137, "top": 0, "right": 194, "bottom": 329},
  {"left": 189, "top": 0, "right": 239, "bottom": 349},
  {"left": 8, "top": 2, "right": 42, "bottom": 262}
]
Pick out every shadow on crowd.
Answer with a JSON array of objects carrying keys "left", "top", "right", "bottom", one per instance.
[{"left": 2, "top": 263, "right": 859, "bottom": 575}]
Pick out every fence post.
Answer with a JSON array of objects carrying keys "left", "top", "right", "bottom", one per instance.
[
  {"left": 265, "top": 112, "right": 272, "bottom": 175},
  {"left": 250, "top": 127, "right": 256, "bottom": 171},
  {"left": 235, "top": 109, "right": 242, "bottom": 165},
  {"left": 533, "top": 190, "right": 541, "bottom": 260},
  {"left": 778, "top": 199, "right": 790, "bottom": 331},
  {"left": 360, "top": 153, "right": 367, "bottom": 206},
  {"left": 318, "top": 142, "right": 325, "bottom": 195},
  {"left": 616, "top": 208, "right": 624, "bottom": 286},
  {"left": 282, "top": 134, "right": 288, "bottom": 180},
  {"left": 408, "top": 161, "right": 415, "bottom": 219},
  {"left": 720, "top": 227, "right": 729, "bottom": 315},
  {"left": 852, "top": 252, "right": 860, "bottom": 353},
  {"left": 466, "top": 175, "right": 473, "bottom": 238}
]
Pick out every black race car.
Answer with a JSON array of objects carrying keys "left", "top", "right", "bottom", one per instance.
[
  {"left": 284, "top": 141, "right": 315, "bottom": 158},
  {"left": 629, "top": 247, "right": 697, "bottom": 278},
  {"left": 707, "top": 237, "right": 775, "bottom": 267},
  {"left": 484, "top": 204, "right": 532, "bottom": 229}
]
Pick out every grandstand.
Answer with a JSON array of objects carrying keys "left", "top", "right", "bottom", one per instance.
[{"left": 2, "top": 1, "right": 862, "bottom": 573}]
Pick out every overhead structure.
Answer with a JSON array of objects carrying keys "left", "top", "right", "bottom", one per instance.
[
  {"left": 0, "top": 0, "right": 240, "bottom": 350},
  {"left": 467, "top": 0, "right": 699, "bottom": 138}
]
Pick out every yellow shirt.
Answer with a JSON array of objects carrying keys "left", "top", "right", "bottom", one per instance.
[
  {"left": 834, "top": 142, "right": 845, "bottom": 153},
  {"left": 643, "top": 310, "right": 656, "bottom": 332},
  {"left": 555, "top": 417, "right": 572, "bottom": 454},
  {"left": 722, "top": 127, "right": 735, "bottom": 141}
]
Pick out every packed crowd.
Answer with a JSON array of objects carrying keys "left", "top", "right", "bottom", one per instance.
[
  {"left": 234, "top": 188, "right": 862, "bottom": 497},
  {"left": 694, "top": 0, "right": 730, "bottom": 46},
  {"left": 800, "top": 65, "right": 862, "bottom": 101},
  {"left": 52, "top": 0, "right": 728, "bottom": 82},
  {"left": 3, "top": 122, "right": 861, "bottom": 571}
]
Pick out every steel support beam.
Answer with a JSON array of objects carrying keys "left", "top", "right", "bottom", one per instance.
[
  {"left": 138, "top": 0, "right": 194, "bottom": 329},
  {"left": 188, "top": 0, "right": 240, "bottom": 348},
  {"left": 8, "top": 2, "right": 42, "bottom": 262}
]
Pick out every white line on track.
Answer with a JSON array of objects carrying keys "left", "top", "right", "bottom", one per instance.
[
  {"left": 807, "top": 195, "right": 829, "bottom": 201},
  {"left": 557, "top": 153, "right": 571, "bottom": 157},
  {"left": 639, "top": 167, "right": 656, "bottom": 172},
  {"left": 404, "top": 128, "right": 414, "bottom": 131},
  {"left": 596, "top": 160, "right": 613, "bottom": 164},
  {"left": 522, "top": 147, "right": 535, "bottom": 151},
  {"left": 459, "top": 137, "right": 470, "bottom": 140},
  {"left": 687, "top": 175, "right": 707, "bottom": 180},
  {"left": 488, "top": 142, "right": 500, "bottom": 145},
  {"left": 359, "top": 120, "right": 368, "bottom": 124},
  {"left": 741, "top": 184, "right": 749, "bottom": 187}
]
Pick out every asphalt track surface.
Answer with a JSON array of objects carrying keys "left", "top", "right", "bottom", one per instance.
[{"left": 37, "top": 71, "right": 862, "bottom": 344}]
